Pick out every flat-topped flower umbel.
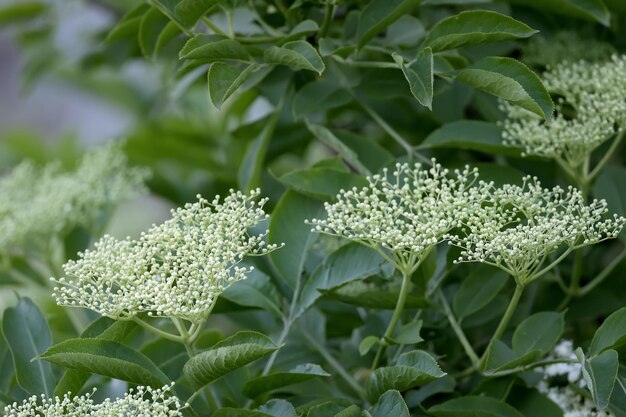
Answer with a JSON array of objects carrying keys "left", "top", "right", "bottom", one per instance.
[
  {"left": 309, "top": 160, "right": 484, "bottom": 274},
  {"left": 449, "top": 176, "right": 625, "bottom": 285},
  {"left": 51, "top": 189, "right": 280, "bottom": 327},
  {"left": 0, "top": 143, "right": 148, "bottom": 254},
  {"left": 309, "top": 160, "right": 487, "bottom": 369},
  {"left": 4, "top": 384, "right": 185, "bottom": 417},
  {"left": 502, "top": 55, "right": 626, "bottom": 185}
]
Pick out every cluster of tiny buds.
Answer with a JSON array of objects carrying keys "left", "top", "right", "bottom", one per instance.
[
  {"left": 309, "top": 160, "right": 484, "bottom": 272},
  {"left": 501, "top": 54, "right": 626, "bottom": 169},
  {"left": 312, "top": 162, "right": 623, "bottom": 279},
  {"left": 537, "top": 341, "right": 614, "bottom": 417},
  {"left": 448, "top": 176, "right": 624, "bottom": 282},
  {"left": 0, "top": 142, "right": 148, "bottom": 254},
  {"left": 3, "top": 383, "right": 187, "bottom": 417},
  {"left": 51, "top": 189, "right": 281, "bottom": 324}
]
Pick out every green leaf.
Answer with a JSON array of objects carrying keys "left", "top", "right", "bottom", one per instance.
[
  {"left": 509, "top": 388, "right": 564, "bottom": 417},
  {"left": 208, "top": 62, "right": 256, "bottom": 109},
  {"left": 506, "top": 0, "right": 610, "bottom": 27},
  {"left": 0, "top": 2, "right": 47, "bottom": 24},
  {"left": 238, "top": 109, "right": 281, "bottom": 192},
  {"left": 269, "top": 190, "right": 323, "bottom": 289},
  {"left": 331, "top": 130, "right": 394, "bottom": 174},
  {"left": 214, "top": 409, "right": 273, "bottom": 417},
  {"left": 419, "top": 120, "right": 516, "bottom": 155},
  {"left": 335, "top": 405, "right": 363, "bottom": 417},
  {"left": 456, "top": 57, "right": 554, "bottom": 120},
  {"left": 356, "top": 0, "right": 421, "bottom": 49},
  {"left": 369, "top": 390, "right": 410, "bottom": 417},
  {"left": 365, "top": 350, "right": 446, "bottom": 402},
  {"left": 221, "top": 268, "right": 283, "bottom": 317},
  {"left": 184, "top": 331, "right": 279, "bottom": 388},
  {"left": 297, "top": 243, "right": 385, "bottom": 316},
  {"left": 393, "top": 48, "right": 433, "bottom": 109},
  {"left": 453, "top": 266, "right": 508, "bottom": 320},
  {"left": 359, "top": 336, "right": 381, "bottom": 356},
  {"left": 54, "top": 318, "right": 137, "bottom": 397},
  {"left": 482, "top": 340, "right": 542, "bottom": 373},
  {"left": 259, "top": 399, "right": 298, "bottom": 417},
  {"left": 139, "top": 8, "right": 169, "bottom": 58},
  {"left": 264, "top": 41, "right": 325, "bottom": 74},
  {"left": 179, "top": 35, "right": 251, "bottom": 62},
  {"left": 389, "top": 320, "right": 424, "bottom": 345},
  {"left": 577, "top": 348, "right": 619, "bottom": 409},
  {"left": 594, "top": 166, "right": 626, "bottom": 240},
  {"left": 512, "top": 312, "right": 564, "bottom": 356},
  {"left": 589, "top": 307, "right": 626, "bottom": 356},
  {"left": 37, "top": 338, "right": 169, "bottom": 387},
  {"left": 2, "top": 298, "right": 55, "bottom": 397},
  {"left": 429, "top": 395, "right": 526, "bottom": 417},
  {"left": 306, "top": 122, "right": 371, "bottom": 175},
  {"left": 277, "top": 167, "right": 368, "bottom": 200},
  {"left": 105, "top": 4, "right": 148, "bottom": 43},
  {"left": 243, "top": 363, "right": 330, "bottom": 398},
  {"left": 292, "top": 80, "right": 352, "bottom": 119},
  {"left": 323, "top": 279, "right": 429, "bottom": 310},
  {"left": 175, "top": 0, "right": 220, "bottom": 27},
  {"left": 422, "top": 10, "right": 538, "bottom": 53}
]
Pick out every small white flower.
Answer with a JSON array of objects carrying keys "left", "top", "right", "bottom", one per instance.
[
  {"left": 449, "top": 177, "right": 625, "bottom": 283},
  {"left": 3, "top": 383, "right": 186, "bottom": 417},
  {"left": 501, "top": 55, "right": 626, "bottom": 170},
  {"left": 309, "top": 160, "right": 486, "bottom": 273},
  {"left": 0, "top": 142, "right": 148, "bottom": 254},
  {"left": 51, "top": 189, "right": 280, "bottom": 325},
  {"left": 538, "top": 341, "right": 615, "bottom": 417}
]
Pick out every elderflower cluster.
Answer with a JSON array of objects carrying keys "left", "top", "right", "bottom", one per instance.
[
  {"left": 309, "top": 161, "right": 485, "bottom": 272},
  {"left": 501, "top": 55, "right": 626, "bottom": 169},
  {"left": 0, "top": 143, "right": 148, "bottom": 254},
  {"left": 537, "top": 341, "right": 615, "bottom": 417},
  {"left": 449, "top": 177, "right": 625, "bottom": 283},
  {"left": 51, "top": 189, "right": 280, "bottom": 324},
  {"left": 522, "top": 31, "right": 615, "bottom": 68},
  {"left": 4, "top": 384, "right": 185, "bottom": 417}
]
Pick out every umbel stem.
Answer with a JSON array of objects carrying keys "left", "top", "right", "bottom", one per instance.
[{"left": 371, "top": 269, "right": 412, "bottom": 369}]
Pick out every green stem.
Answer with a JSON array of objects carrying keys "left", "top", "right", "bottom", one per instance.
[
  {"left": 438, "top": 290, "right": 480, "bottom": 367},
  {"left": 530, "top": 248, "right": 573, "bottom": 282},
  {"left": 317, "top": 2, "right": 335, "bottom": 40},
  {"left": 180, "top": 323, "right": 220, "bottom": 412},
  {"left": 479, "top": 284, "right": 524, "bottom": 368},
  {"left": 485, "top": 357, "right": 579, "bottom": 377},
  {"left": 201, "top": 17, "right": 227, "bottom": 36},
  {"left": 302, "top": 330, "right": 366, "bottom": 402},
  {"left": 130, "top": 317, "right": 184, "bottom": 343},
  {"left": 588, "top": 130, "right": 624, "bottom": 182},
  {"left": 331, "top": 55, "right": 399, "bottom": 69},
  {"left": 358, "top": 100, "right": 414, "bottom": 160},
  {"left": 579, "top": 246, "right": 626, "bottom": 296},
  {"left": 226, "top": 10, "right": 234, "bottom": 38},
  {"left": 491, "top": 284, "right": 524, "bottom": 342},
  {"left": 371, "top": 270, "right": 412, "bottom": 369},
  {"left": 147, "top": 0, "right": 192, "bottom": 36},
  {"left": 273, "top": 0, "right": 288, "bottom": 17}
]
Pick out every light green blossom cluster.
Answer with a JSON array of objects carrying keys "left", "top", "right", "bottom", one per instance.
[
  {"left": 501, "top": 55, "right": 626, "bottom": 172},
  {"left": 0, "top": 143, "right": 148, "bottom": 254},
  {"left": 309, "top": 161, "right": 483, "bottom": 273},
  {"left": 522, "top": 31, "right": 615, "bottom": 68},
  {"left": 51, "top": 189, "right": 280, "bottom": 325},
  {"left": 4, "top": 384, "right": 185, "bottom": 417},
  {"left": 449, "top": 177, "right": 625, "bottom": 284}
]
